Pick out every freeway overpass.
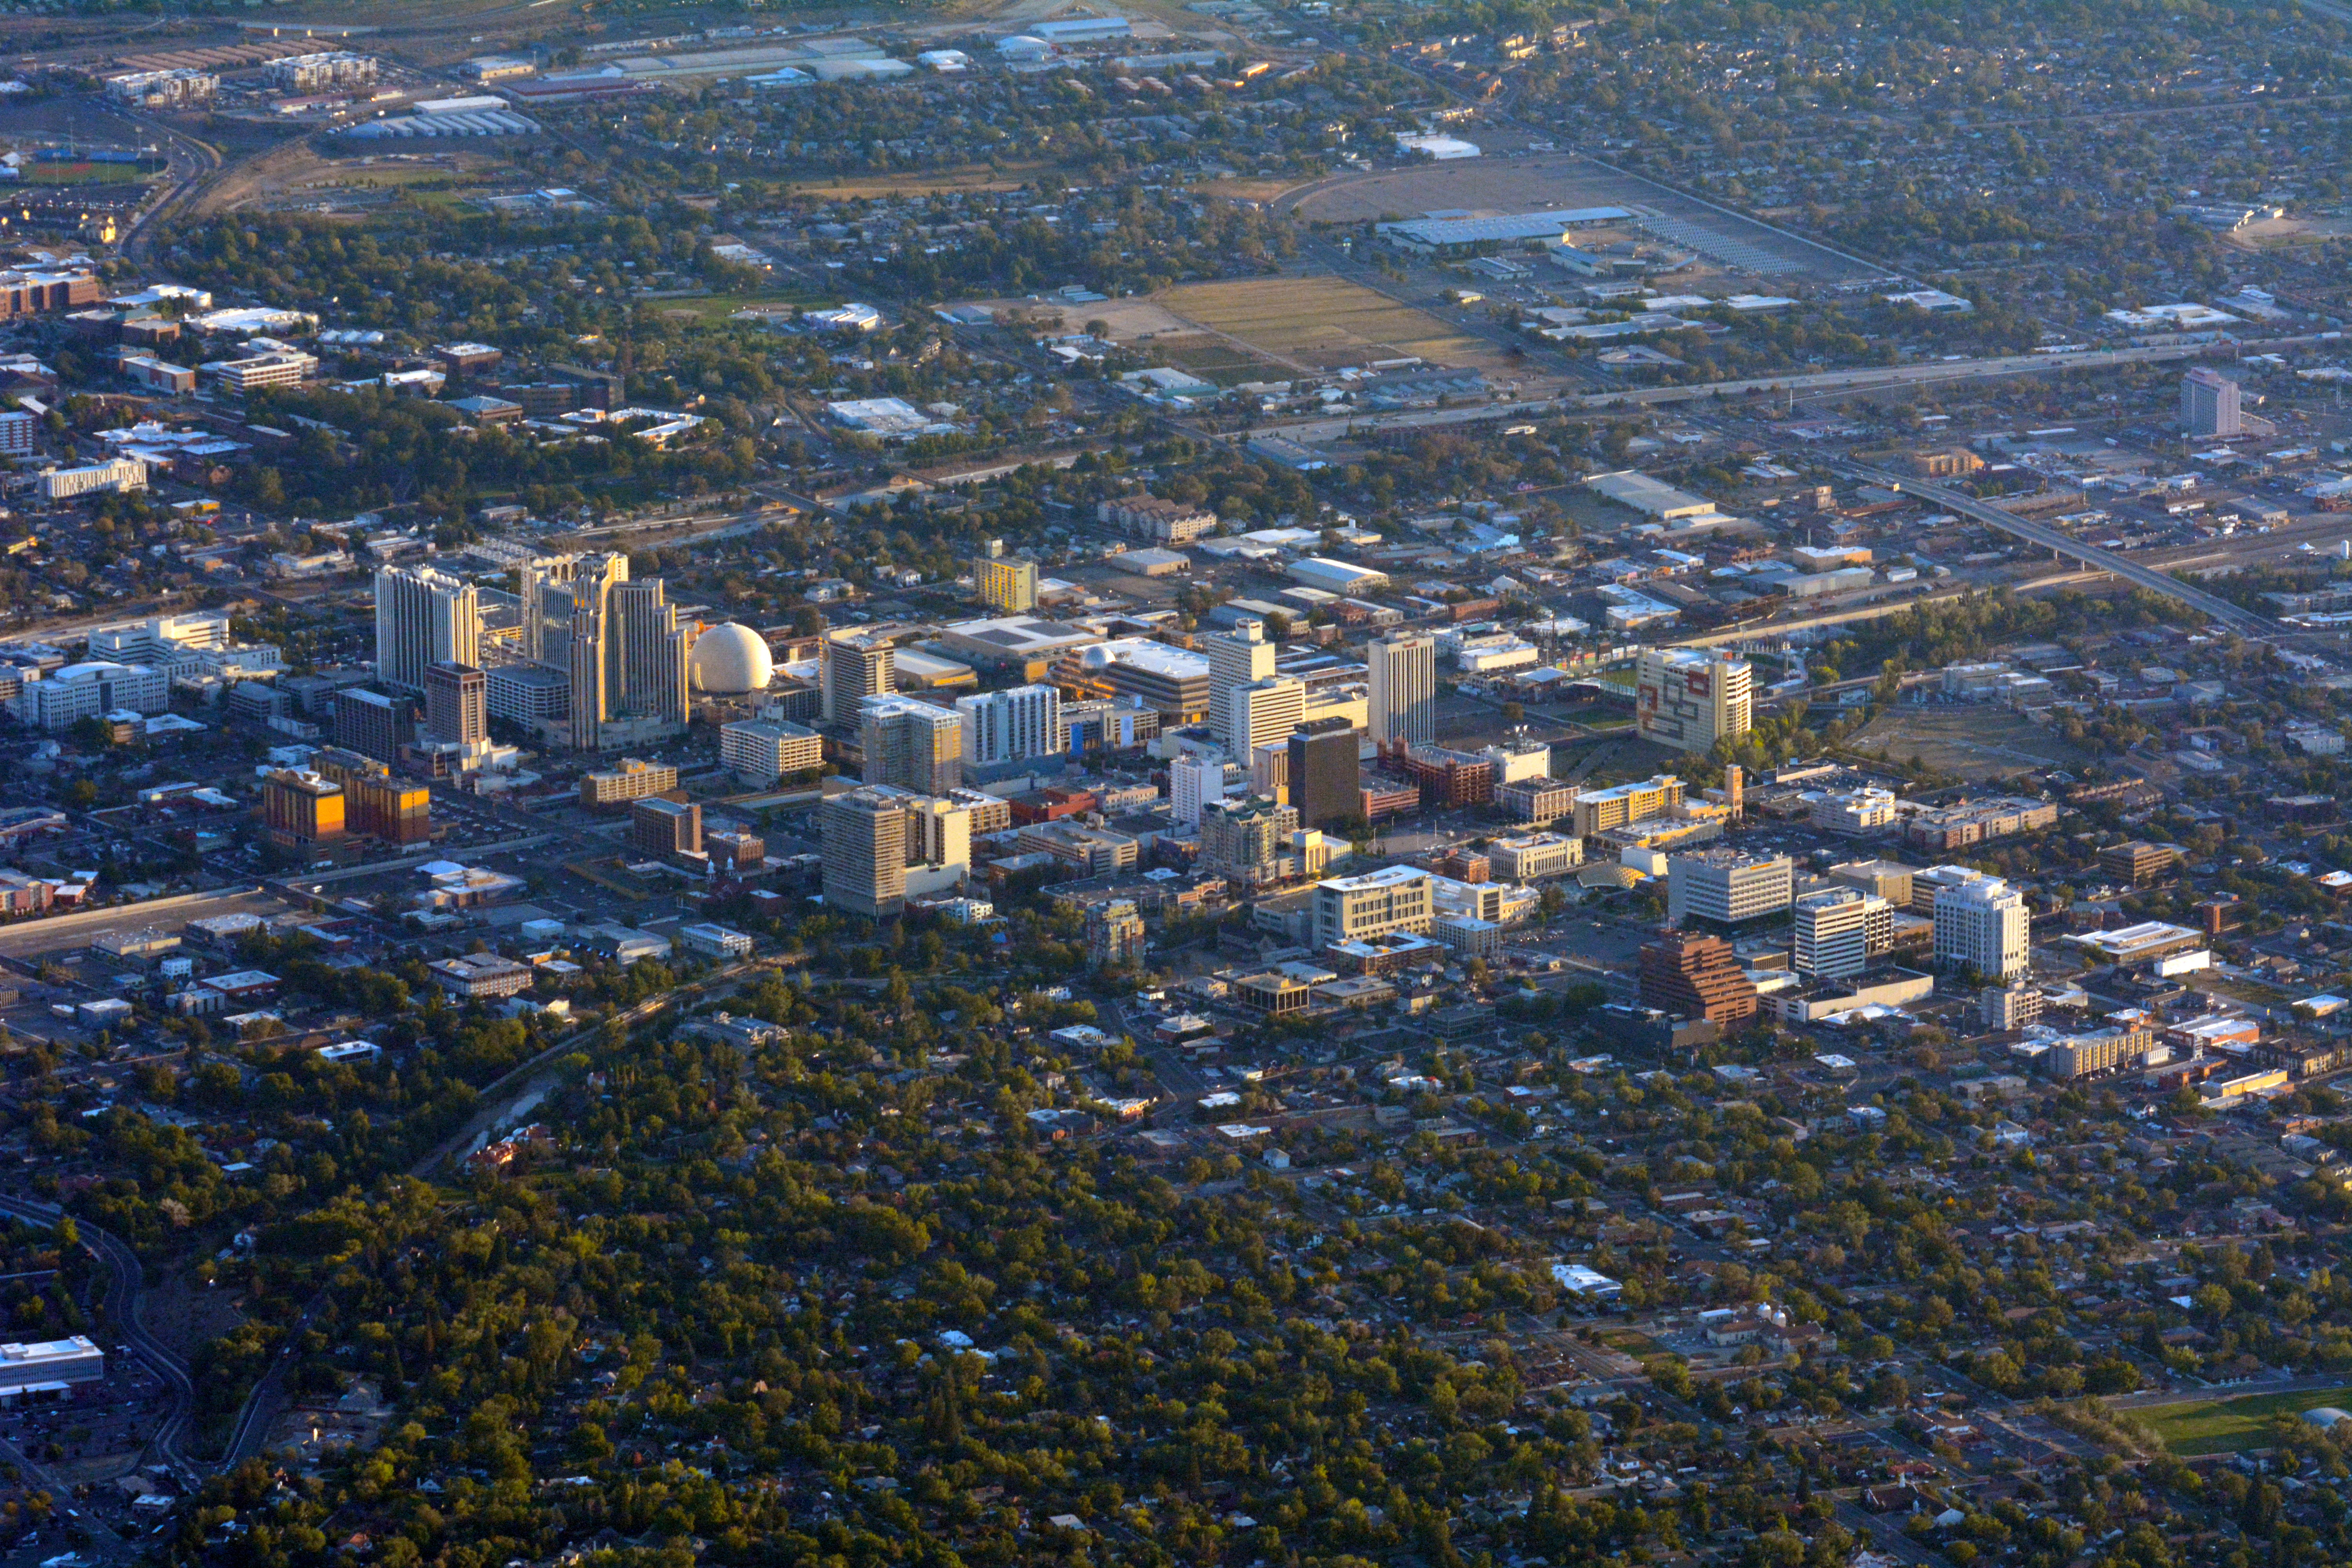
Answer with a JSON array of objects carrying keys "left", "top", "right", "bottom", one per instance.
[{"left": 1833, "top": 462, "right": 2280, "bottom": 641}]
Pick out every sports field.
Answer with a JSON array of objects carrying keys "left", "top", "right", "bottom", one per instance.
[
  {"left": 2142, "top": 1387, "right": 2352, "bottom": 1454},
  {"left": 1158, "top": 276, "right": 1506, "bottom": 374}
]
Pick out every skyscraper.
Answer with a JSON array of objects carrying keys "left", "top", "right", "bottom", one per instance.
[
  {"left": 1933, "top": 871, "right": 2030, "bottom": 980},
  {"left": 956, "top": 684, "right": 1062, "bottom": 765},
  {"left": 1170, "top": 754, "right": 1226, "bottom": 828},
  {"left": 1367, "top": 631, "right": 1436, "bottom": 748},
  {"left": 558, "top": 555, "right": 690, "bottom": 750},
  {"left": 519, "top": 555, "right": 579, "bottom": 663},
  {"left": 374, "top": 565, "right": 479, "bottom": 693},
  {"left": 859, "top": 695, "right": 964, "bottom": 793},
  {"left": 1637, "top": 648, "right": 1753, "bottom": 755},
  {"left": 1793, "top": 887, "right": 1888, "bottom": 979},
  {"left": 824, "top": 632, "right": 895, "bottom": 726},
  {"left": 423, "top": 661, "right": 487, "bottom": 746},
  {"left": 822, "top": 788, "right": 907, "bottom": 919},
  {"left": 2181, "top": 366, "right": 2241, "bottom": 438},
  {"left": 616, "top": 578, "right": 691, "bottom": 728},
  {"left": 1288, "top": 715, "right": 1360, "bottom": 830},
  {"left": 1205, "top": 623, "right": 1276, "bottom": 753},
  {"left": 334, "top": 686, "right": 415, "bottom": 764},
  {"left": 1230, "top": 677, "right": 1305, "bottom": 764}
]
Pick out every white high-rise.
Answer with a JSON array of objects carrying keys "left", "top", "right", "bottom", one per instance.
[
  {"left": 1170, "top": 755, "right": 1226, "bottom": 828},
  {"left": 1934, "top": 871, "right": 2030, "bottom": 980},
  {"left": 956, "top": 684, "right": 1062, "bottom": 765},
  {"left": 1793, "top": 887, "right": 1889, "bottom": 979},
  {"left": 1637, "top": 648, "right": 1753, "bottom": 755},
  {"left": 1665, "top": 848, "right": 1793, "bottom": 927},
  {"left": 1206, "top": 623, "right": 1277, "bottom": 754},
  {"left": 375, "top": 566, "right": 479, "bottom": 693},
  {"left": 1232, "top": 676, "right": 1306, "bottom": 762},
  {"left": 1367, "top": 631, "right": 1437, "bottom": 747}
]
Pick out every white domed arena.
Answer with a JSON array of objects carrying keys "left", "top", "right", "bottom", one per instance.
[{"left": 688, "top": 623, "right": 775, "bottom": 694}]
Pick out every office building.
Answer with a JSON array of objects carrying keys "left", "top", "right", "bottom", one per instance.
[
  {"left": 1230, "top": 677, "right": 1305, "bottom": 765},
  {"left": 1098, "top": 642, "right": 1212, "bottom": 722},
  {"left": 1980, "top": 983, "right": 2043, "bottom": 1032},
  {"left": 1488, "top": 832, "right": 1583, "bottom": 882},
  {"left": 1573, "top": 774, "right": 1685, "bottom": 837},
  {"left": 1084, "top": 900, "right": 1146, "bottom": 968},
  {"left": 333, "top": 686, "right": 415, "bottom": 764},
  {"left": 375, "top": 565, "right": 480, "bottom": 693},
  {"left": 973, "top": 553, "right": 1038, "bottom": 613},
  {"left": 720, "top": 715, "right": 824, "bottom": 786},
  {"left": 260, "top": 768, "right": 345, "bottom": 848},
  {"left": 1205, "top": 623, "right": 1277, "bottom": 753},
  {"left": 956, "top": 684, "right": 1062, "bottom": 766},
  {"left": 1312, "top": 864, "right": 1434, "bottom": 949},
  {"left": 824, "top": 632, "right": 896, "bottom": 725},
  {"left": 2100, "top": 840, "right": 2181, "bottom": 887},
  {"left": 579, "top": 757, "right": 678, "bottom": 807},
  {"left": 1793, "top": 887, "right": 1890, "bottom": 980},
  {"left": 0, "top": 1337, "right": 102, "bottom": 1396},
  {"left": 2181, "top": 365, "right": 2241, "bottom": 438},
  {"left": 1498, "top": 778, "right": 1577, "bottom": 824},
  {"left": 423, "top": 660, "right": 486, "bottom": 745},
  {"left": 631, "top": 797, "right": 702, "bottom": 860},
  {"left": 1637, "top": 931, "right": 1757, "bottom": 1026},
  {"left": 860, "top": 695, "right": 964, "bottom": 793},
  {"left": 1199, "top": 795, "right": 1297, "bottom": 887},
  {"left": 1666, "top": 849, "right": 1793, "bottom": 928},
  {"left": 822, "top": 788, "right": 908, "bottom": 919},
  {"left": 1636, "top": 648, "right": 1752, "bottom": 755},
  {"left": 7, "top": 660, "right": 169, "bottom": 731},
  {"left": 1170, "top": 754, "right": 1227, "bottom": 828},
  {"left": 1366, "top": 631, "right": 1437, "bottom": 747},
  {"left": 1829, "top": 858, "right": 1916, "bottom": 910},
  {"left": 1288, "top": 716, "right": 1360, "bottom": 830},
  {"left": 1933, "top": 871, "right": 2030, "bottom": 980}
]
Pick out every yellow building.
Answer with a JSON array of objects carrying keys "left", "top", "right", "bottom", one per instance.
[
  {"left": 973, "top": 554, "right": 1039, "bottom": 614},
  {"left": 261, "top": 768, "right": 345, "bottom": 847}
]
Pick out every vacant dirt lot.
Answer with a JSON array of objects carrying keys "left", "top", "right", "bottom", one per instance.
[
  {"left": 1158, "top": 275, "right": 1506, "bottom": 373},
  {"left": 1847, "top": 705, "right": 2092, "bottom": 782}
]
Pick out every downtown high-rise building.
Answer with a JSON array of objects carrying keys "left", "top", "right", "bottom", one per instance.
[
  {"left": 956, "top": 684, "right": 1062, "bottom": 765},
  {"left": 1933, "top": 870, "right": 2030, "bottom": 980},
  {"left": 859, "top": 695, "right": 964, "bottom": 794},
  {"left": 1205, "top": 623, "right": 1277, "bottom": 755},
  {"left": 1289, "top": 716, "right": 1360, "bottom": 830},
  {"left": 423, "top": 660, "right": 486, "bottom": 746},
  {"left": 2181, "top": 366, "right": 2241, "bottom": 439},
  {"left": 821, "top": 788, "right": 907, "bottom": 920},
  {"left": 374, "top": 565, "right": 479, "bottom": 693},
  {"left": 1367, "top": 631, "right": 1436, "bottom": 748},
  {"left": 562, "top": 554, "right": 691, "bottom": 750},
  {"left": 1636, "top": 648, "right": 1753, "bottom": 755},
  {"left": 824, "top": 632, "right": 896, "bottom": 726}
]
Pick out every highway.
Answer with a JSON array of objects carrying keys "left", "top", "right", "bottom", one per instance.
[{"left": 1833, "top": 462, "right": 2281, "bottom": 641}]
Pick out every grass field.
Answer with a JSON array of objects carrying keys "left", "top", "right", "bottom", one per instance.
[
  {"left": 781, "top": 165, "right": 1039, "bottom": 196},
  {"left": 644, "top": 289, "right": 836, "bottom": 323},
  {"left": 20, "top": 162, "right": 153, "bottom": 185},
  {"left": 1159, "top": 276, "right": 1506, "bottom": 374},
  {"left": 1846, "top": 705, "right": 2092, "bottom": 782},
  {"left": 2142, "top": 1388, "right": 2352, "bottom": 1455}
]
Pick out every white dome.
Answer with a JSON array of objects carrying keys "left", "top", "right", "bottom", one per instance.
[
  {"left": 1080, "top": 644, "right": 1115, "bottom": 668},
  {"left": 996, "top": 34, "right": 1052, "bottom": 55},
  {"left": 688, "top": 623, "right": 774, "bottom": 695},
  {"left": 2305, "top": 1407, "right": 2352, "bottom": 1428}
]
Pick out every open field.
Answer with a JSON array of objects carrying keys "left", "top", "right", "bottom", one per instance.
[
  {"left": 649, "top": 289, "right": 838, "bottom": 323},
  {"left": 2143, "top": 1387, "right": 2352, "bottom": 1454},
  {"left": 781, "top": 164, "right": 1041, "bottom": 197},
  {"left": 21, "top": 162, "right": 155, "bottom": 185},
  {"left": 1846, "top": 705, "right": 2092, "bottom": 782},
  {"left": 1158, "top": 275, "right": 1507, "bottom": 374}
]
